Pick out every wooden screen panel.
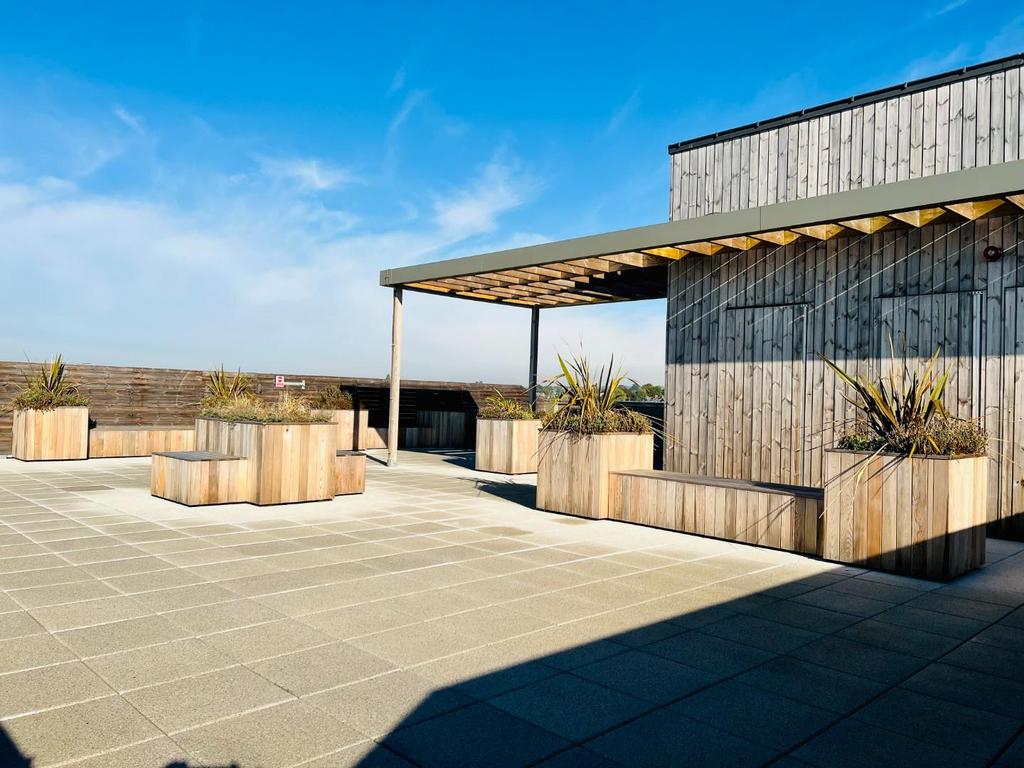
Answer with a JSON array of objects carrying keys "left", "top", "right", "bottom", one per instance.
[
  {"left": 996, "top": 287, "right": 1024, "bottom": 537},
  {"left": 721, "top": 304, "right": 809, "bottom": 486},
  {"left": 876, "top": 291, "right": 983, "bottom": 420}
]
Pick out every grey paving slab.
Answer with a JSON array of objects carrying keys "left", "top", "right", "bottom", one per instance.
[
  {"left": 174, "top": 699, "right": 365, "bottom": 767},
  {"left": 1, "top": 452, "right": 1023, "bottom": 768},
  {"left": 86, "top": 637, "right": 236, "bottom": 690},
  {"left": 736, "top": 656, "right": 888, "bottom": 714},
  {"left": 0, "top": 696, "right": 163, "bottom": 767},
  {"left": 381, "top": 701, "right": 571, "bottom": 768},
  {"left": 250, "top": 640, "right": 395, "bottom": 695},
  {"left": 571, "top": 648, "right": 717, "bottom": 705},
  {"left": 585, "top": 707, "right": 776, "bottom": 768},
  {"left": 853, "top": 687, "right": 1022, "bottom": 760},
  {"left": 672, "top": 679, "right": 840, "bottom": 751},
  {"left": 490, "top": 673, "right": 654, "bottom": 741},
  {"left": 305, "top": 668, "right": 474, "bottom": 738},
  {"left": 794, "top": 718, "right": 986, "bottom": 768},
  {"left": 0, "top": 661, "right": 114, "bottom": 718}
]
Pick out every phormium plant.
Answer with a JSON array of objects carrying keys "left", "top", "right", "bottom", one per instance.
[
  {"left": 542, "top": 354, "right": 652, "bottom": 435},
  {"left": 11, "top": 355, "right": 89, "bottom": 411}
]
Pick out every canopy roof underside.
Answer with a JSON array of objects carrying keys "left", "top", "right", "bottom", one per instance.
[{"left": 380, "top": 161, "right": 1024, "bottom": 309}]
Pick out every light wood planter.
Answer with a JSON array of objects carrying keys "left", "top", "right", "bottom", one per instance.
[
  {"left": 12, "top": 407, "right": 89, "bottom": 461},
  {"left": 608, "top": 470, "right": 823, "bottom": 555},
  {"left": 316, "top": 409, "right": 358, "bottom": 451},
  {"left": 151, "top": 452, "right": 249, "bottom": 506},
  {"left": 822, "top": 450, "right": 988, "bottom": 580},
  {"left": 475, "top": 419, "right": 541, "bottom": 474},
  {"left": 89, "top": 426, "right": 195, "bottom": 458},
  {"left": 335, "top": 450, "right": 366, "bottom": 495},
  {"left": 537, "top": 431, "right": 653, "bottom": 519},
  {"left": 189, "top": 417, "right": 336, "bottom": 505}
]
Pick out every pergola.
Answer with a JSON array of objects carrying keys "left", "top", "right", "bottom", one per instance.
[{"left": 379, "top": 159, "right": 1024, "bottom": 466}]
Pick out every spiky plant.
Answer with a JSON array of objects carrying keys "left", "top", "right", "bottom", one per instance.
[
  {"left": 824, "top": 342, "right": 984, "bottom": 456},
  {"left": 542, "top": 354, "right": 652, "bottom": 435},
  {"left": 10, "top": 355, "right": 89, "bottom": 411},
  {"left": 478, "top": 390, "right": 535, "bottom": 420},
  {"left": 204, "top": 366, "right": 254, "bottom": 404}
]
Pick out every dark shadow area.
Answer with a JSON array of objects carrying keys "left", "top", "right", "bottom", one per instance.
[
  {"left": 0, "top": 726, "right": 31, "bottom": 768},
  {"left": 350, "top": 543, "right": 1024, "bottom": 768},
  {"left": 471, "top": 478, "right": 537, "bottom": 510},
  {"left": 438, "top": 450, "right": 475, "bottom": 469}
]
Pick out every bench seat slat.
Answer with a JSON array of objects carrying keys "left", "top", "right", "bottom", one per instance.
[{"left": 607, "top": 470, "right": 823, "bottom": 555}]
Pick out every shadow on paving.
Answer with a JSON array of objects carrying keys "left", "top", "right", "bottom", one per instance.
[
  {"left": 343, "top": 551, "right": 1024, "bottom": 768},
  {"left": 0, "top": 725, "right": 30, "bottom": 768}
]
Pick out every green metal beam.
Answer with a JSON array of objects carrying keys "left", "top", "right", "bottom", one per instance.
[{"left": 380, "top": 160, "right": 1024, "bottom": 289}]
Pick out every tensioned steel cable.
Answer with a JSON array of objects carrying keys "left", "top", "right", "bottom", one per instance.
[{"left": 661, "top": 217, "right": 1023, "bottom": 481}]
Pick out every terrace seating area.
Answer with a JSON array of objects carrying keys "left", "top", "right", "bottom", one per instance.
[{"left": 0, "top": 450, "right": 1022, "bottom": 768}]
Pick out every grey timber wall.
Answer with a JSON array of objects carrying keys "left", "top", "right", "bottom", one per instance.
[
  {"left": 669, "top": 58, "right": 1024, "bottom": 220},
  {"left": 663, "top": 214, "right": 1024, "bottom": 537}
]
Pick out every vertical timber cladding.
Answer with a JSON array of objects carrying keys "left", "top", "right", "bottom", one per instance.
[
  {"left": 663, "top": 213, "right": 1024, "bottom": 533},
  {"left": 669, "top": 59, "right": 1024, "bottom": 220}
]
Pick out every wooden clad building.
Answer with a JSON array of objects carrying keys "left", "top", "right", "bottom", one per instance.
[
  {"left": 664, "top": 54, "right": 1024, "bottom": 536},
  {"left": 380, "top": 53, "right": 1024, "bottom": 537}
]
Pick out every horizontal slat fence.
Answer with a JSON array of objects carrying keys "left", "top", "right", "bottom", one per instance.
[{"left": 0, "top": 361, "right": 524, "bottom": 454}]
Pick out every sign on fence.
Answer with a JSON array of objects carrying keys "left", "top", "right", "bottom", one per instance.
[{"left": 274, "top": 376, "right": 305, "bottom": 389}]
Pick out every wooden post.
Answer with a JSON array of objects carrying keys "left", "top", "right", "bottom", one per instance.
[
  {"left": 528, "top": 307, "right": 540, "bottom": 409},
  {"left": 387, "top": 287, "right": 403, "bottom": 467}
]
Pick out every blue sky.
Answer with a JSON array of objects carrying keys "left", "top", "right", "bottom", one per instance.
[{"left": 1, "top": 1, "right": 1021, "bottom": 384}]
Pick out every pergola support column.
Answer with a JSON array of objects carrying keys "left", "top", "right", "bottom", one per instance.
[
  {"left": 528, "top": 307, "right": 539, "bottom": 409},
  {"left": 387, "top": 287, "right": 403, "bottom": 467}
]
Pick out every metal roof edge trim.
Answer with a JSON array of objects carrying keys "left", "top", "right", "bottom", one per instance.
[{"left": 380, "top": 160, "right": 1024, "bottom": 288}]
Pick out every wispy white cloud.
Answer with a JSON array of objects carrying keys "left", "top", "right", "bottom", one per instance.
[
  {"left": 387, "top": 90, "right": 428, "bottom": 143},
  {"left": 112, "top": 104, "right": 145, "bottom": 134},
  {"left": 433, "top": 157, "right": 536, "bottom": 239},
  {"left": 902, "top": 44, "right": 970, "bottom": 80},
  {"left": 389, "top": 66, "right": 406, "bottom": 94},
  {"left": 0, "top": 74, "right": 668, "bottom": 384},
  {"left": 0, "top": 147, "right": 549, "bottom": 379},
  {"left": 256, "top": 155, "right": 356, "bottom": 191},
  {"left": 929, "top": 0, "right": 970, "bottom": 16},
  {"left": 605, "top": 88, "right": 641, "bottom": 136}
]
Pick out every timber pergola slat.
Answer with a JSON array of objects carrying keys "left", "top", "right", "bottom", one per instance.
[
  {"left": 380, "top": 159, "right": 1024, "bottom": 465},
  {"left": 382, "top": 159, "right": 1024, "bottom": 310}
]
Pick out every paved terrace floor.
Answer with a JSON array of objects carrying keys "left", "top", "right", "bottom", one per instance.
[{"left": 0, "top": 451, "right": 1022, "bottom": 768}]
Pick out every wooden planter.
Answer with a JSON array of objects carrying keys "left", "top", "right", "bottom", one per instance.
[
  {"left": 823, "top": 449, "right": 988, "bottom": 580},
  {"left": 334, "top": 450, "right": 366, "bottom": 495},
  {"left": 475, "top": 419, "right": 541, "bottom": 474},
  {"left": 89, "top": 426, "right": 195, "bottom": 458},
  {"left": 12, "top": 407, "right": 89, "bottom": 461},
  {"left": 194, "top": 417, "right": 335, "bottom": 505},
  {"left": 315, "top": 409, "right": 358, "bottom": 451},
  {"left": 537, "top": 431, "right": 653, "bottom": 519},
  {"left": 151, "top": 452, "right": 249, "bottom": 506}
]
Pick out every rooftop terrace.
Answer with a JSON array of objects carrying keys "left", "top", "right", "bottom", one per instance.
[{"left": 0, "top": 451, "right": 1023, "bottom": 767}]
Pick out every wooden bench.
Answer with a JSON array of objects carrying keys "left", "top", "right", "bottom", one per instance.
[
  {"left": 151, "top": 451, "right": 248, "bottom": 506},
  {"left": 335, "top": 450, "right": 366, "bottom": 495},
  {"left": 89, "top": 425, "right": 195, "bottom": 458},
  {"left": 608, "top": 469, "right": 823, "bottom": 555}
]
